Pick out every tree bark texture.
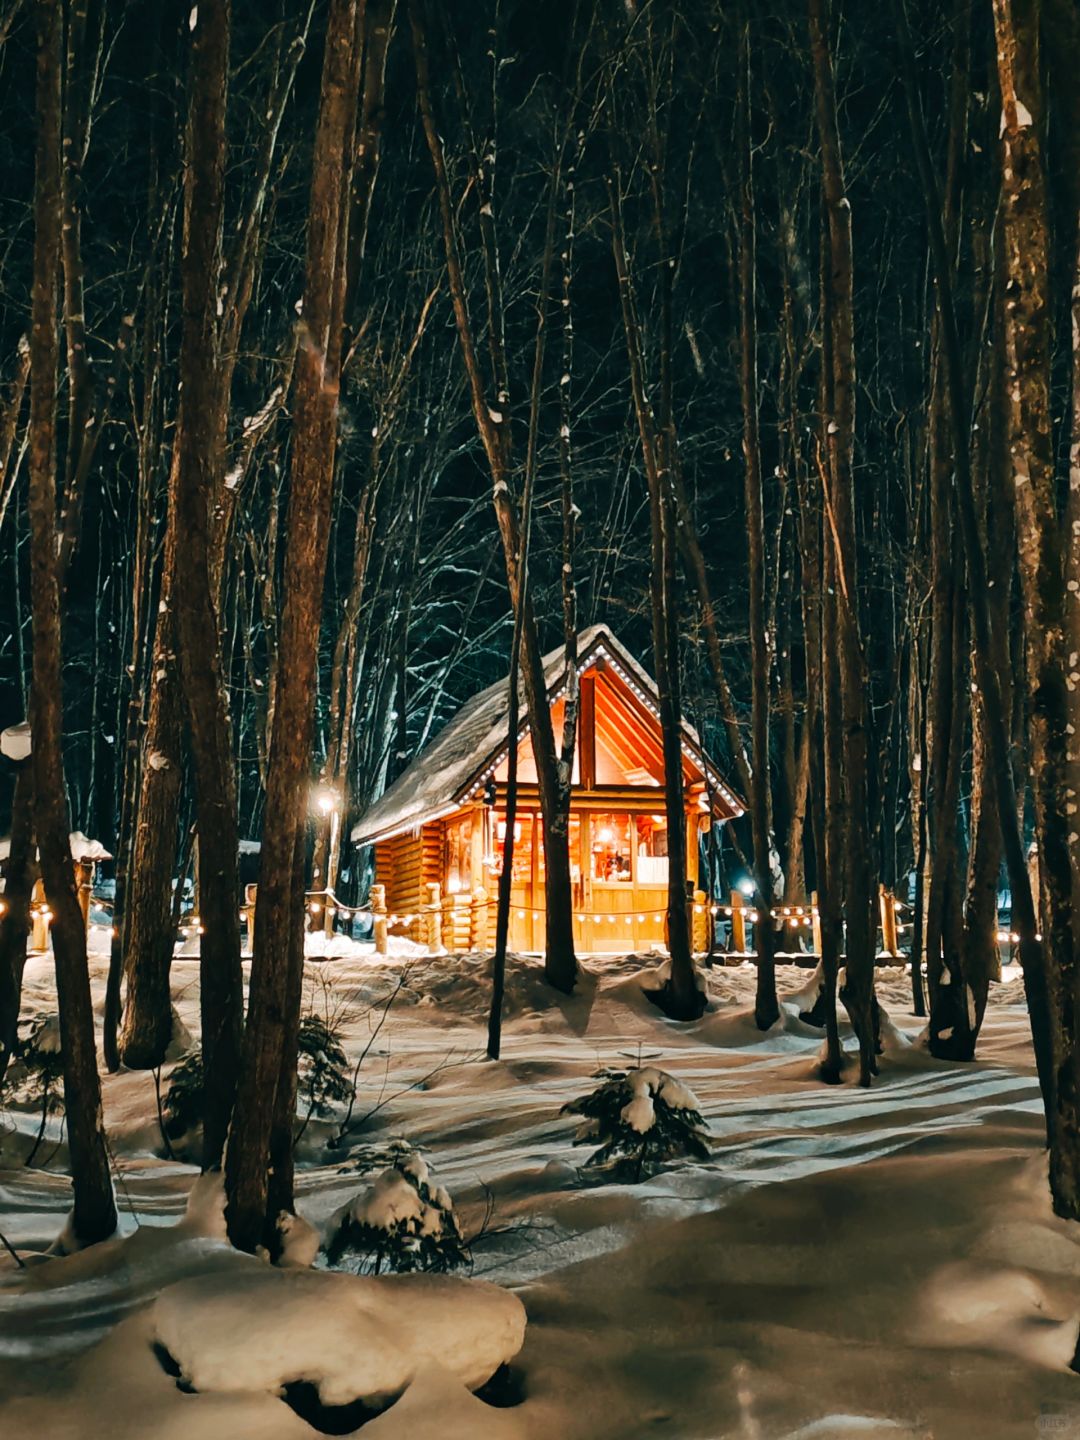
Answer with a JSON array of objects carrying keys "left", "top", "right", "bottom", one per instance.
[
  {"left": 808, "top": 0, "right": 878, "bottom": 1084},
  {"left": 227, "top": 0, "right": 364, "bottom": 1252},
  {"left": 27, "top": 0, "right": 116, "bottom": 1247},
  {"left": 173, "top": 0, "right": 242, "bottom": 1170}
]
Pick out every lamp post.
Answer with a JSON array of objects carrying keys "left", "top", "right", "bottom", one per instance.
[{"left": 314, "top": 787, "right": 341, "bottom": 938}]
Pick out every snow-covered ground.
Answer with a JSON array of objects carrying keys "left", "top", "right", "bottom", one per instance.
[{"left": 2, "top": 933, "right": 1079, "bottom": 1438}]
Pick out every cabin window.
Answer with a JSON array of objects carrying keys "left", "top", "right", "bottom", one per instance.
[
  {"left": 590, "top": 815, "right": 633, "bottom": 882},
  {"left": 493, "top": 812, "right": 532, "bottom": 884},
  {"left": 634, "top": 814, "right": 669, "bottom": 885},
  {"left": 444, "top": 815, "right": 472, "bottom": 894},
  {"left": 530, "top": 816, "right": 583, "bottom": 885}
]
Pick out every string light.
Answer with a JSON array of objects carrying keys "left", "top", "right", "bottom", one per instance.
[{"left": 463, "top": 642, "right": 744, "bottom": 815}]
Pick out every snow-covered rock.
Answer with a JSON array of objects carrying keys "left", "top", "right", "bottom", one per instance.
[{"left": 152, "top": 1266, "right": 526, "bottom": 1407}]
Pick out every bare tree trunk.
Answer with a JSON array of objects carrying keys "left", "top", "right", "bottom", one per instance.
[
  {"left": 808, "top": 0, "right": 878, "bottom": 1084},
  {"left": 607, "top": 159, "right": 701, "bottom": 1020},
  {"left": 173, "top": 0, "right": 242, "bottom": 1170},
  {"left": 738, "top": 27, "right": 778, "bottom": 1030},
  {"left": 227, "top": 0, "right": 364, "bottom": 1253},
  {"left": 0, "top": 759, "right": 33, "bottom": 1083},
  {"left": 27, "top": 0, "right": 115, "bottom": 1247},
  {"left": 116, "top": 29, "right": 182, "bottom": 1070},
  {"left": 893, "top": 0, "right": 1053, "bottom": 1117},
  {"left": 119, "top": 517, "right": 182, "bottom": 1069},
  {"left": 56, "top": 0, "right": 93, "bottom": 571},
  {"left": 908, "top": 619, "right": 929, "bottom": 1016},
  {"left": 780, "top": 206, "right": 816, "bottom": 911},
  {"left": 0, "top": 336, "right": 30, "bottom": 530},
  {"left": 818, "top": 539, "right": 845, "bottom": 1080},
  {"left": 265, "top": 827, "right": 306, "bottom": 1232},
  {"left": 488, "top": 634, "right": 520, "bottom": 1062},
  {"left": 993, "top": 0, "right": 1077, "bottom": 1205},
  {"left": 962, "top": 194, "right": 1012, "bottom": 1026},
  {"left": 409, "top": 0, "right": 577, "bottom": 994},
  {"left": 489, "top": 123, "right": 567, "bottom": 1061}
]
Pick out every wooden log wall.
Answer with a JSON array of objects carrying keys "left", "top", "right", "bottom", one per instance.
[{"left": 374, "top": 821, "right": 446, "bottom": 942}]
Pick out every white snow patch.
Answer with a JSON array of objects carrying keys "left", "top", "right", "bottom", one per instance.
[
  {"left": 275, "top": 1210, "right": 321, "bottom": 1269},
  {"left": 0, "top": 722, "right": 31, "bottom": 762},
  {"left": 152, "top": 1266, "right": 526, "bottom": 1407}
]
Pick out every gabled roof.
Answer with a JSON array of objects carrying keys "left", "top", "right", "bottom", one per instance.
[{"left": 350, "top": 623, "right": 744, "bottom": 846}]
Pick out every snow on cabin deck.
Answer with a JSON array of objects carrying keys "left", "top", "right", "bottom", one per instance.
[{"left": 1, "top": 933, "right": 1075, "bottom": 1440}]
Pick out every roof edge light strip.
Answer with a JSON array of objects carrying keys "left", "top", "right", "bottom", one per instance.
[{"left": 460, "top": 642, "right": 743, "bottom": 815}]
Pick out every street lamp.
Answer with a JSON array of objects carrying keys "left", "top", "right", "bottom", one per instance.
[{"left": 312, "top": 786, "right": 342, "bottom": 938}]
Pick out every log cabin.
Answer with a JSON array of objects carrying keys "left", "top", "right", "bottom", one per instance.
[{"left": 349, "top": 625, "right": 744, "bottom": 954}]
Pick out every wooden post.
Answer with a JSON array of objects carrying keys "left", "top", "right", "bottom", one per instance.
[
  {"left": 730, "top": 889, "right": 746, "bottom": 953},
  {"left": 371, "top": 883, "right": 388, "bottom": 955},
  {"left": 442, "top": 888, "right": 455, "bottom": 953},
  {"left": 469, "top": 808, "right": 484, "bottom": 893},
  {"left": 692, "top": 889, "right": 709, "bottom": 955},
  {"left": 76, "top": 858, "right": 94, "bottom": 934},
  {"left": 324, "top": 806, "right": 341, "bottom": 937},
  {"left": 471, "top": 884, "right": 488, "bottom": 950},
  {"left": 579, "top": 673, "right": 596, "bottom": 789},
  {"left": 685, "top": 813, "right": 699, "bottom": 889},
  {"left": 425, "top": 881, "right": 443, "bottom": 953},
  {"left": 879, "top": 884, "right": 899, "bottom": 958},
  {"left": 31, "top": 877, "right": 48, "bottom": 952},
  {"left": 811, "top": 890, "right": 822, "bottom": 958},
  {"left": 244, "top": 883, "right": 257, "bottom": 951},
  {"left": 453, "top": 893, "right": 471, "bottom": 952}
]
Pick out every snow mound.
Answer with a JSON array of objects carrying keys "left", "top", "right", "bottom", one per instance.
[
  {"left": 275, "top": 1210, "right": 321, "bottom": 1269},
  {"left": 152, "top": 1265, "right": 526, "bottom": 1407},
  {"left": 305, "top": 931, "right": 430, "bottom": 962},
  {"left": 920, "top": 1261, "right": 1080, "bottom": 1369},
  {"left": 0, "top": 721, "right": 30, "bottom": 762}
]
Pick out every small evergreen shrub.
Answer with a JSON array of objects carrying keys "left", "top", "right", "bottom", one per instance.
[
  {"left": 161, "top": 1010, "right": 353, "bottom": 1157},
  {"left": 11, "top": 1014, "right": 65, "bottom": 1166},
  {"left": 162, "top": 1051, "right": 204, "bottom": 1148},
  {"left": 562, "top": 1065, "right": 711, "bottom": 1182},
  {"left": 296, "top": 1014, "right": 353, "bottom": 1133},
  {"left": 324, "top": 1145, "right": 469, "bottom": 1275}
]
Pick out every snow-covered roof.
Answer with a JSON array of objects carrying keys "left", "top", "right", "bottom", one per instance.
[
  {"left": 351, "top": 624, "right": 744, "bottom": 847},
  {"left": 0, "top": 830, "right": 112, "bottom": 863}
]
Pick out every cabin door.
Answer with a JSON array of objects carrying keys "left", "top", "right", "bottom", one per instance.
[{"left": 497, "top": 811, "right": 539, "bottom": 953}]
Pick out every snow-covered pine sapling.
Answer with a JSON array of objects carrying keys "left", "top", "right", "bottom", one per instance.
[
  {"left": 160, "top": 1012, "right": 352, "bottom": 1161},
  {"left": 12, "top": 1015, "right": 65, "bottom": 1167},
  {"left": 324, "top": 1146, "right": 469, "bottom": 1275},
  {"left": 161, "top": 1051, "right": 205, "bottom": 1157},
  {"left": 295, "top": 1012, "right": 353, "bottom": 1144},
  {"left": 562, "top": 1066, "right": 711, "bottom": 1182}
]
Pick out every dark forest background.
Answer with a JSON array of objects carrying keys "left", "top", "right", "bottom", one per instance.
[{"left": 3, "top": 0, "right": 1074, "bottom": 901}]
